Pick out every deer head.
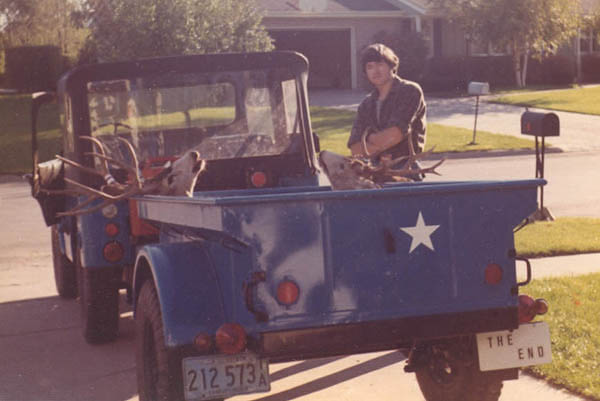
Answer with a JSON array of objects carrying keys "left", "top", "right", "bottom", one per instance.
[
  {"left": 319, "top": 129, "right": 444, "bottom": 190},
  {"left": 42, "top": 136, "right": 206, "bottom": 216}
]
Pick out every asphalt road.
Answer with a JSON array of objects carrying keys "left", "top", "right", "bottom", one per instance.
[{"left": 1, "top": 149, "right": 595, "bottom": 401}]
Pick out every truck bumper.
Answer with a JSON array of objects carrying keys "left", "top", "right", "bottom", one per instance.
[{"left": 260, "top": 307, "right": 518, "bottom": 363}]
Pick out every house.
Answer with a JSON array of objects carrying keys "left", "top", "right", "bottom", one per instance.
[
  {"left": 256, "top": 0, "right": 437, "bottom": 89},
  {"left": 257, "top": 0, "right": 600, "bottom": 89}
]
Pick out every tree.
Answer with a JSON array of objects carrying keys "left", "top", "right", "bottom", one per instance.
[
  {"left": 81, "top": 0, "right": 273, "bottom": 62},
  {"left": 429, "top": 0, "right": 581, "bottom": 87},
  {"left": 0, "top": 0, "right": 87, "bottom": 61},
  {"left": 373, "top": 30, "right": 429, "bottom": 82}
]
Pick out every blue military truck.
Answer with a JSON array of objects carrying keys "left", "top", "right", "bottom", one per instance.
[{"left": 29, "top": 51, "right": 551, "bottom": 401}]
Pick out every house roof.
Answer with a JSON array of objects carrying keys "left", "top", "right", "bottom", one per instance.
[{"left": 256, "top": 0, "right": 426, "bottom": 16}]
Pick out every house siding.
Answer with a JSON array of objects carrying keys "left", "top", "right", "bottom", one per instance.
[{"left": 264, "top": 16, "right": 414, "bottom": 88}]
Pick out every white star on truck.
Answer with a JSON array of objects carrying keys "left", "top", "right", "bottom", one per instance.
[{"left": 399, "top": 211, "right": 440, "bottom": 253}]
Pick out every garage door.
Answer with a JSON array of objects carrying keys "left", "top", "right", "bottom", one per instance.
[{"left": 269, "top": 29, "right": 352, "bottom": 89}]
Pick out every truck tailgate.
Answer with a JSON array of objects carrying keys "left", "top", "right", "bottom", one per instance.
[{"left": 137, "top": 180, "right": 542, "bottom": 329}]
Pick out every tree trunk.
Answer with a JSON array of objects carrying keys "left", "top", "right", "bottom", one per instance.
[
  {"left": 521, "top": 51, "right": 529, "bottom": 87},
  {"left": 513, "top": 50, "right": 523, "bottom": 88}
]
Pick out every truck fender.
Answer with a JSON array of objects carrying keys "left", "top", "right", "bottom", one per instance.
[{"left": 132, "top": 242, "right": 227, "bottom": 347}]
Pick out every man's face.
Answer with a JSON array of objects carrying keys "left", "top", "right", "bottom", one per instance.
[{"left": 365, "top": 60, "right": 394, "bottom": 88}]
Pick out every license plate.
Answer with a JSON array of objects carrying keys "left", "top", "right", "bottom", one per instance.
[
  {"left": 476, "top": 321, "right": 552, "bottom": 371},
  {"left": 183, "top": 353, "right": 270, "bottom": 400}
]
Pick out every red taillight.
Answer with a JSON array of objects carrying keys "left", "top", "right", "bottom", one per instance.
[
  {"left": 193, "top": 333, "right": 213, "bottom": 352},
  {"left": 250, "top": 171, "right": 267, "bottom": 188},
  {"left": 103, "top": 241, "right": 124, "bottom": 263},
  {"left": 276, "top": 280, "right": 299, "bottom": 306},
  {"left": 484, "top": 263, "right": 503, "bottom": 285},
  {"left": 105, "top": 223, "right": 119, "bottom": 237},
  {"left": 518, "top": 295, "right": 536, "bottom": 323},
  {"left": 534, "top": 298, "right": 549, "bottom": 315},
  {"left": 215, "top": 323, "right": 247, "bottom": 354}
]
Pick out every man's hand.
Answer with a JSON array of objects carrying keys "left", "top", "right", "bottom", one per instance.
[{"left": 350, "top": 126, "right": 405, "bottom": 157}]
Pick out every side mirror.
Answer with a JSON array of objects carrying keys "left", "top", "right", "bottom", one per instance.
[{"left": 31, "top": 91, "right": 57, "bottom": 168}]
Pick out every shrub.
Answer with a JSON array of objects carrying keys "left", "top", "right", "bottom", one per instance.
[
  {"left": 5, "top": 46, "right": 62, "bottom": 92},
  {"left": 582, "top": 54, "right": 600, "bottom": 82},
  {"left": 421, "top": 56, "right": 468, "bottom": 92},
  {"left": 422, "top": 54, "right": 575, "bottom": 92},
  {"left": 527, "top": 55, "right": 575, "bottom": 85},
  {"left": 372, "top": 30, "right": 429, "bottom": 82}
]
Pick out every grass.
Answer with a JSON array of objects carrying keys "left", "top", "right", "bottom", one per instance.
[
  {"left": 491, "top": 84, "right": 578, "bottom": 96},
  {"left": 310, "top": 106, "right": 536, "bottom": 156},
  {"left": 492, "top": 85, "right": 600, "bottom": 116},
  {"left": 515, "top": 218, "right": 600, "bottom": 258},
  {"left": 525, "top": 273, "right": 600, "bottom": 400},
  {"left": 0, "top": 94, "right": 61, "bottom": 174}
]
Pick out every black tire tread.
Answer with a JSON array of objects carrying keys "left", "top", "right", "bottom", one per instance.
[
  {"left": 136, "top": 280, "right": 188, "bottom": 401},
  {"left": 51, "top": 225, "right": 77, "bottom": 299},
  {"left": 414, "top": 342, "right": 503, "bottom": 401}
]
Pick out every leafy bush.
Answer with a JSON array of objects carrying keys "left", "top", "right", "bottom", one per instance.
[
  {"left": 422, "top": 54, "right": 575, "bottom": 92},
  {"left": 372, "top": 30, "right": 429, "bottom": 82},
  {"left": 420, "top": 56, "right": 468, "bottom": 92},
  {"left": 528, "top": 55, "right": 575, "bottom": 86},
  {"left": 582, "top": 54, "right": 600, "bottom": 82},
  {"left": 5, "top": 46, "right": 62, "bottom": 92}
]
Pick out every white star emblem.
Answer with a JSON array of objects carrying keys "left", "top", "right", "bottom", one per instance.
[{"left": 400, "top": 212, "right": 440, "bottom": 253}]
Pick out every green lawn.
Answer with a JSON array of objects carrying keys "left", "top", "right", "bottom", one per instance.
[
  {"left": 492, "top": 85, "right": 600, "bottom": 115},
  {"left": 525, "top": 273, "right": 600, "bottom": 400},
  {"left": 0, "top": 94, "right": 61, "bottom": 174},
  {"left": 311, "top": 106, "right": 537, "bottom": 156},
  {"left": 515, "top": 218, "right": 600, "bottom": 258}
]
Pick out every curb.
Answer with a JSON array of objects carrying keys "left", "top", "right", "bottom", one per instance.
[{"left": 428, "top": 146, "right": 564, "bottom": 161}]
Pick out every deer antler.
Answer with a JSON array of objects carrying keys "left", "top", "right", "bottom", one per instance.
[
  {"left": 357, "top": 127, "right": 445, "bottom": 183},
  {"left": 40, "top": 136, "right": 206, "bottom": 217}
]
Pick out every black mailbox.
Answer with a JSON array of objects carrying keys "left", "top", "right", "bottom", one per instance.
[{"left": 521, "top": 111, "right": 560, "bottom": 137}]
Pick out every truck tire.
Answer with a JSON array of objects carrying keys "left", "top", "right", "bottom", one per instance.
[
  {"left": 80, "top": 266, "right": 120, "bottom": 344},
  {"left": 51, "top": 225, "right": 77, "bottom": 298},
  {"left": 136, "top": 281, "right": 226, "bottom": 401},
  {"left": 136, "top": 280, "right": 184, "bottom": 401},
  {"left": 414, "top": 342, "right": 503, "bottom": 401}
]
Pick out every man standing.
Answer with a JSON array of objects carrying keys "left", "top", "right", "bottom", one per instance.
[{"left": 347, "top": 43, "right": 427, "bottom": 179}]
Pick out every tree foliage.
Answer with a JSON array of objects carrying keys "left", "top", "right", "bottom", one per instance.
[
  {"left": 82, "top": 0, "right": 273, "bottom": 62},
  {"left": 429, "top": 0, "right": 581, "bottom": 87},
  {"left": 0, "top": 0, "right": 86, "bottom": 61},
  {"left": 373, "top": 30, "right": 429, "bottom": 82}
]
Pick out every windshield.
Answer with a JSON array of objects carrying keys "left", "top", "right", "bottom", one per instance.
[{"left": 86, "top": 69, "right": 303, "bottom": 165}]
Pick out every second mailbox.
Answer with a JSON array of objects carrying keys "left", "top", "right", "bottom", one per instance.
[{"left": 521, "top": 111, "right": 560, "bottom": 137}]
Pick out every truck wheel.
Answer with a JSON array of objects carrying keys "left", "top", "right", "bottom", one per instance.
[
  {"left": 51, "top": 225, "right": 77, "bottom": 298},
  {"left": 136, "top": 280, "right": 184, "bottom": 401},
  {"left": 414, "top": 342, "right": 503, "bottom": 401},
  {"left": 80, "top": 266, "right": 120, "bottom": 344}
]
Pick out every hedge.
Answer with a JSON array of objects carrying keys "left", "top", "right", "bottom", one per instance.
[
  {"left": 582, "top": 54, "right": 600, "bottom": 82},
  {"left": 421, "top": 54, "right": 576, "bottom": 92},
  {"left": 5, "top": 46, "right": 62, "bottom": 92}
]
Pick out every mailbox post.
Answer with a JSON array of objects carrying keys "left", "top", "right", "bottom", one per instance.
[
  {"left": 467, "top": 82, "right": 490, "bottom": 144},
  {"left": 521, "top": 111, "right": 560, "bottom": 221}
]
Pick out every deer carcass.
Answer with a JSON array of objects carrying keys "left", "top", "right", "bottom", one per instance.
[
  {"left": 319, "top": 129, "right": 445, "bottom": 190},
  {"left": 43, "top": 136, "right": 206, "bottom": 216}
]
